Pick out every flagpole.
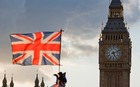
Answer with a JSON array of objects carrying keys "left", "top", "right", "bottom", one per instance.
[{"left": 59, "top": 29, "right": 63, "bottom": 72}]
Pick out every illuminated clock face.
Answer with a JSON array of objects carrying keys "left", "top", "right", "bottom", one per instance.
[{"left": 106, "top": 45, "right": 121, "bottom": 61}]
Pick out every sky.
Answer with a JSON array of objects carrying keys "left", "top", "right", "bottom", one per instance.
[{"left": 0, "top": 0, "right": 140, "bottom": 87}]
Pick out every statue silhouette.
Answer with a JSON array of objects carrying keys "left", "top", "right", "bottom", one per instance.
[{"left": 54, "top": 72, "right": 67, "bottom": 87}]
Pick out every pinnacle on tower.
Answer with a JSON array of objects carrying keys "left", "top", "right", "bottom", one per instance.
[
  {"left": 40, "top": 77, "right": 45, "bottom": 87},
  {"left": 108, "top": 0, "right": 123, "bottom": 19},
  {"left": 10, "top": 75, "right": 14, "bottom": 87},
  {"left": 2, "top": 72, "right": 7, "bottom": 87},
  {"left": 34, "top": 73, "right": 39, "bottom": 87}
]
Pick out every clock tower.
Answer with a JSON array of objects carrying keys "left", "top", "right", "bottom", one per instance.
[{"left": 99, "top": 0, "right": 132, "bottom": 87}]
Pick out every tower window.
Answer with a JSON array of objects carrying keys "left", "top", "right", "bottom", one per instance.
[
  {"left": 121, "top": 35, "right": 123, "bottom": 39},
  {"left": 110, "top": 35, "right": 112, "bottom": 40},
  {"left": 116, "top": 35, "right": 118, "bottom": 40},
  {"left": 105, "top": 34, "right": 124, "bottom": 41},
  {"left": 113, "top": 35, "right": 115, "bottom": 40},
  {"left": 119, "top": 35, "right": 120, "bottom": 39},
  {"left": 106, "top": 35, "right": 107, "bottom": 40}
]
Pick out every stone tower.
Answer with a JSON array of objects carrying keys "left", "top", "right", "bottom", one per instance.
[{"left": 99, "top": 0, "right": 132, "bottom": 87}]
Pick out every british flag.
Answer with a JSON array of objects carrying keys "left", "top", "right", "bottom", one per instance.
[{"left": 10, "top": 31, "right": 61, "bottom": 65}]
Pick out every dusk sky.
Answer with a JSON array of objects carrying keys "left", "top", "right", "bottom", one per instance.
[{"left": 0, "top": 0, "right": 140, "bottom": 87}]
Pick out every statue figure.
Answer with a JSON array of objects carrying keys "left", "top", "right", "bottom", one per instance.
[{"left": 53, "top": 72, "right": 67, "bottom": 87}]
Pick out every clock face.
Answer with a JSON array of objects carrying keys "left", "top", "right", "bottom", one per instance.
[{"left": 106, "top": 45, "right": 121, "bottom": 61}]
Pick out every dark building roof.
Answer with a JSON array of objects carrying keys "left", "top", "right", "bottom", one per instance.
[
  {"left": 109, "top": 0, "right": 122, "bottom": 8},
  {"left": 103, "top": 19, "right": 128, "bottom": 33}
]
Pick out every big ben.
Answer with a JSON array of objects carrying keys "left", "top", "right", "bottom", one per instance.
[{"left": 99, "top": 0, "right": 132, "bottom": 87}]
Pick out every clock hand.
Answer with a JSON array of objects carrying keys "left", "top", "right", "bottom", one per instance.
[
  {"left": 112, "top": 52, "right": 116, "bottom": 57},
  {"left": 114, "top": 50, "right": 120, "bottom": 53},
  {"left": 113, "top": 53, "right": 117, "bottom": 58},
  {"left": 111, "top": 52, "right": 116, "bottom": 61}
]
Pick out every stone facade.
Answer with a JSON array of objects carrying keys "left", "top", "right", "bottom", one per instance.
[{"left": 99, "top": 0, "right": 132, "bottom": 87}]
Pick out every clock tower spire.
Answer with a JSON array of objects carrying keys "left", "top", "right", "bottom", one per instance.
[
  {"left": 99, "top": 0, "right": 132, "bottom": 87},
  {"left": 109, "top": 0, "right": 123, "bottom": 19}
]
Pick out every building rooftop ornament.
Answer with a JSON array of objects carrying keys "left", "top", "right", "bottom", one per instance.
[
  {"left": 2, "top": 73, "right": 7, "bottom": 87},
  {"left": 34, "top": 73, "right": 39, "bottom": 87},
  {"left": 40, "top": 77, "right": 45, "bottom": 87},
  {"left": 10, "top": 74, "right": 14, "bottom": 87}
]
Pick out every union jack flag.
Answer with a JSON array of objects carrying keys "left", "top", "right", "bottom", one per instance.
[{"left": 10, "top": 31, "right": 62, "bottom": 65}]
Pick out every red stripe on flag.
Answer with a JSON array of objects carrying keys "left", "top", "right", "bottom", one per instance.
[
  {"left": 32, "top": 32, "right": 42, "bottom": 65},
  {"left": 12, "top": 44, "right": 60, "bottom": 52}
]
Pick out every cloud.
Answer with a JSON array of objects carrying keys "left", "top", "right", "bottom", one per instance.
[
  {"left": 15, "top": 82, "right": 32, "bottom": 87},
  {"left": 124, "top": 0, "right": 140, "bottom": 24},
  {"left": 61, "top": 33, "right": 99, "bottom": 60}
]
